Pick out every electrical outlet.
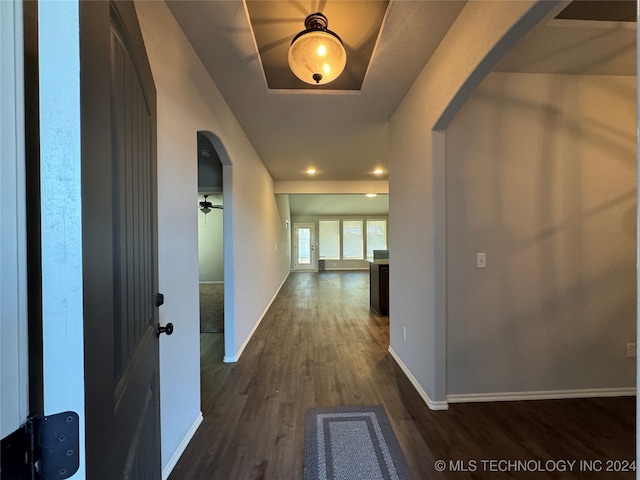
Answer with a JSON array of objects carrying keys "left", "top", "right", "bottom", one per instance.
[
  {"left": 402, "top": 326, "right": 407, "bottom": 341},
  {"left": 476, "top": 253, "right": 487, "bottom": 268},
  {"left": 627, "top": 343, "right": 636, "bottom": 358}
]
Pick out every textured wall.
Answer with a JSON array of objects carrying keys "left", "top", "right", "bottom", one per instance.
[
  {"left": 446, "top": 72, "right": 636, "bottom": 397},
  {"left": 136, "top": 1, "right": 291, "bottom": 474},
  {"left": 389, "top": 0, "right": 557, "bottom": 406}
]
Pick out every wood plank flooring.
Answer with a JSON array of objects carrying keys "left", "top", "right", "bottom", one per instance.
[{"left": 169, "top": 271, "right": 635, "bottom": 480}]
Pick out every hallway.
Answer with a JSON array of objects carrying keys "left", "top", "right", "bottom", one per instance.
[{"left": 170, "top": 271, "right": 635, "bottom": 479}]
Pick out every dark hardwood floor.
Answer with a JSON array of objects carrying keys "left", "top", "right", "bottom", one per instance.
[{"left": 169, "top": 271, "right": 635, "bottom": 479}]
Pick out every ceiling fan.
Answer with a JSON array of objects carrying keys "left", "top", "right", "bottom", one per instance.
[{"left": 199, "top": 195, "right": 223, "bottom": 215}]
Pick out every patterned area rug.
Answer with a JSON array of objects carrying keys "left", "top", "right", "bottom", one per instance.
[
  {"left": 304, "top": 405, "right": 412, "bottom": 480},
  {"left": 200, "top": 283, "right": 224, "bottom": 333}
]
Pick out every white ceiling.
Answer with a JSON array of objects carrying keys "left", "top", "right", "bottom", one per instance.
[
  {"left": 244, "top": 1, "right": 390, "bottom": 90},
  {"left": 495, "top": 19, "right": 636, "bottom": 76},
  {"left": 167, "top": 0, "right": 467, "bottom": 181},
  {"left": 168, "top": 0, "right": 635, "bottom": 214}
]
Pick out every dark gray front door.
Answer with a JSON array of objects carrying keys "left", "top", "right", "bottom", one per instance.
[{"left": 81, "top": 2, "right": 161, "bottom": 478}]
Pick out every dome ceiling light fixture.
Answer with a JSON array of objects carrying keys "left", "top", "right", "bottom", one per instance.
[{"left": 288, "top": 12, "right": 347, "bottom": 85}]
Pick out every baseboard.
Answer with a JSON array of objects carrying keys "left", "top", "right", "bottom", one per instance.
[
  {"left": 223, "top": 272, "right": 290, "bottom": 363},
  {"left": 291, "top": 268, "right": 369, "bottom": 273},
  {"left": 447, "top": 387, "right": 637, "bottom": 404},
  {"left": 387, "top": 347, "right": 449, "bottom": 411},
  {"left": 199, "top": 281, "right": 223, "bottom": 285},
  {"left": 162, "top": 412, "right": 204, "bottom": 480},
  {"left": 323, "top": 267, "right": 368, "bottom": 271}
]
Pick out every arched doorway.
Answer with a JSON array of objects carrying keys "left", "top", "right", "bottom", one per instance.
[
  {"left": 197, "top": 131, "right": 235, "bottom": 362},
  {"left": 197, "top": 133, "right": 224, "bottom": 334}
]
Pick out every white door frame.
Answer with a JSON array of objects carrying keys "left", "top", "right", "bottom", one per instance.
[
  {"left": 1, "top": 0, "right": 29, "bottom": 439},
  {"left": 2, "top": 4, "right": 87, "bottom": 478},
  {"left": 293, "top": 223, "right": 316, "bottom": 271}
]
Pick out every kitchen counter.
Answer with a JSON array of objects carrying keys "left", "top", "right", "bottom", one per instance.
[{"left": 369, "top": 260, "right": 389, "bottom": 316}]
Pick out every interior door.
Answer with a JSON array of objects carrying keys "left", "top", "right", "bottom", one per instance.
[
  {"left": 81, "top": 2, "right": 162, "bottom": 478},
  {"left": 294, "top": 223, "right": 316, "bottom": 270}
]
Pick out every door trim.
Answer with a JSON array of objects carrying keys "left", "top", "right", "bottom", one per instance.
[{"left": 1, "top": 0, "right": 31, "bottom": 438}]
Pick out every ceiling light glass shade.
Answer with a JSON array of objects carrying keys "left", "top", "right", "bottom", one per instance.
[{"left": 288, "top": 13, "right": 347, "bottom": 85}]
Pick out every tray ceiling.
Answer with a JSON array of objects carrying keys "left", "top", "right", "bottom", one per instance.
[{"left": 246, "top": 1, "right": 389, "bottom": 91}]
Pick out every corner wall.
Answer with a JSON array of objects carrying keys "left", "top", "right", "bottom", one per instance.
[
  {"left": 388, "top": 0, "right": 560, "bottom": 407},
  {"left": 275, "top": 194, "right": 292, "bottom": 270},
  {"left": 446, "top": 72, "right": 636, "bottom": 398},
  {"left": 135, "top": 2, "right": 291, "bottom": 475}
]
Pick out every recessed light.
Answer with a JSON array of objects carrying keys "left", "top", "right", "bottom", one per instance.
[
  {"left": 372, "top": 169, "right": 384, "bottom": 175},
  {"left": 306, "top": 168, "right": 317, "bottom": 175},
  {"left": 365, "top": 193, "right": 377, "bottom": 198}
]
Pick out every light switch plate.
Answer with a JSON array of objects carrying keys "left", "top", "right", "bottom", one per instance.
[{"left": 627, "top": 343, "right": 636, "bottom": 358}]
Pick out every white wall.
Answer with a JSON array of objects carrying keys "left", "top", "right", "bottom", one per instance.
[
  {"left": 446, "top": 72, "right": 636, "bottom": 398},
  {"left": 135, "top": 2, "right": 291, "bottom": 476},
  {"left": 275, "top": 194, "right": 292, "bottom": 271},
  {"left": 388, "top": 1, "right": 560, "bottom": 408},
  {"left": 197, "top": 194, "right": 223, "bottom": 283},
  {"left": 274, "top": 180, "right": 388, "bottom": 195}
]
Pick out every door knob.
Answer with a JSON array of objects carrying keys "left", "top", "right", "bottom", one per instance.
[{"left": 158, "top": 323, "right": 173, "bottom": 336}]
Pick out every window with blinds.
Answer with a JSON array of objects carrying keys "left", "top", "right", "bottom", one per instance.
[
  {"left": 319, "top": 220, "right": 340, "bottom": 259},
  {"left": 366, "top": 220, "right": 387, "bottom": 259},
  {"left": 343, "top": 220, "right": 364, "bottom": 259}
]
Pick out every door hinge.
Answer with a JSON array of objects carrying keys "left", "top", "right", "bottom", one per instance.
[{"left": 1, "top": 411, "right": 79, "bottom": 480}]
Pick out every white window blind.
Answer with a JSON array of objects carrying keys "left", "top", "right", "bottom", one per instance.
[
  {"left": 319, "top": 220, "right": 340, "bottom": 259},
  {"left": 343, "top": 220, "right": 363, "bottom": 259},
  {"left": 366, "top": 220, "right": 387, "bottom": 259}
]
